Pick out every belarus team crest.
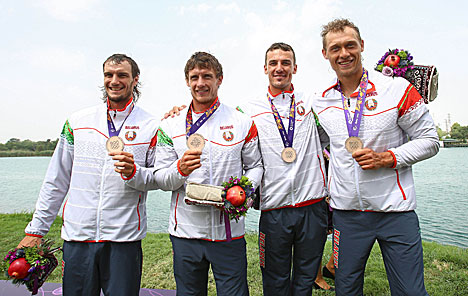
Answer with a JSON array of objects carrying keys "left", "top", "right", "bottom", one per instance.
[
  {"left": 125, "top": 131, "right": 137, "bottom": 141},
  {"left": 297, "top": 105, "right": 305, "bottom": 116},
  {"left": 223, "top": 131, "right": 234, "bottom": 142},
  {"left": 365, "top": 98, "right": 378, "bottom": 111}
]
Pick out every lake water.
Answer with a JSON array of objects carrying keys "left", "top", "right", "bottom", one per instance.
[{"left": 0, "top": 148, "right": 467, "bottom": 248}]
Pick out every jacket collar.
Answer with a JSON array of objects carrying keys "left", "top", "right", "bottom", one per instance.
[{"left": 322, "top": 80, "right": 376, "bottom": 98}]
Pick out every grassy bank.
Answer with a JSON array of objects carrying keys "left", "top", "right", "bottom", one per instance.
[{"left": 1, "top": 213, "right": 467, "bottom": 295}]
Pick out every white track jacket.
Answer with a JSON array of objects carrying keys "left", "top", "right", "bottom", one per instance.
[
  {"left": 125, "top": 99, "right": 263, "bottom": 241},
  {"left": 25, "top": 101, "right": 159, "bottom": 242},
  {"left": 313, "top": 71, "right": 439, "bottom": 212},
  {"left": 238, "top": 89, "right": 328, "bottom": 211}
]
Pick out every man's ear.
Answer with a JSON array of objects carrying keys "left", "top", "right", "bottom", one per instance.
[
  {"left": 132, "top": 75, "right": 139, "bottom": 87},
  {"left": 322, "top": 49, "right": 328, "bottom": 60}
]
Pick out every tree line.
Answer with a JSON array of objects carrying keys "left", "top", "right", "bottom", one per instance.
[
  {"left": 0, "top": 138, "right": 58, "bottom": 157},
  {"left": 437, "top": 123, "right": 468, "bottom": 141},
  {"left": 1, "top": 122, "right": 467, "bottom": 157}
]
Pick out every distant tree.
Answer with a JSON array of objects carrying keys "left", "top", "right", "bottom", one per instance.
[
  {"left": 436, "top": 126, "right": 448, "bottom": 140},
  {"left": 450, "top": 123, "right": 468, "bottom": 141}
]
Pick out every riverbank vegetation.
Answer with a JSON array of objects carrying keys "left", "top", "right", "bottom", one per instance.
[
  {"left": 1, "top": 213, "right": 467, "bottom": 295},
  {"left": 0, "top": 138, "right": 57, "bottom": 157},
  {"left": 437, "top": 122, "right": 468, "bottom": 141}
]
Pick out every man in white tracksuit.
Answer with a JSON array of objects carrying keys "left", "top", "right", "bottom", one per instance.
[
  {"left": 18, "top": 54, "right": 159, "bottom": 296},
  {"left": 238, "top": 42, "right": 329, "bottom": 296},
  {"left": 121, "top": 51, "right": 263, "bottom": 296},
  {"left": 314, "top": 18, "right": 439, "bottom": 295}
]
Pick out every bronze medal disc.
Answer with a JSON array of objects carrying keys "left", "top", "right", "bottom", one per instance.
[
  {"left": 281, "top": 147, "right": 297, "bottom": 163},
  {"left": 187, "top": 133, "right": 205, "bottom": 150},
  {"left": 106, "top": 136, "right": 125, "bottom": 153},
  {"left": 345, "top": 136, "right": 363, "bottom": 153}
]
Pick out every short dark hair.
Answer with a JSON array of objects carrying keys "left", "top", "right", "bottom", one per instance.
[
  {"left": 101, "top": 53, "right": 141, "bottom": 101},
  {"left": 265, "top": 42, "right": 296, "bottom": 65},
  {"left": 321, "top": 18, "right": 361, "bottom": 50},
  {"left": 184, "top": 52, "right": 223, "bottom": 80}
]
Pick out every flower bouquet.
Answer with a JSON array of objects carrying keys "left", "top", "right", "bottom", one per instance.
[
  {"left": 375, "top": 48, "right": 414, "bottom": 77},
  {"left": 2, "top": 239, "right": 61, "bottom": 295},
  {"left": 375, "top": 48, "right": 439, "bottom": 103},
  {"left": 221, "top": 175, "right": 256, "bottom": 222}
]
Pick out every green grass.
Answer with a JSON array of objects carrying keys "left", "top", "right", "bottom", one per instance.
[{"left": 1, "top": 213, "right": 467, "bottom": 295}]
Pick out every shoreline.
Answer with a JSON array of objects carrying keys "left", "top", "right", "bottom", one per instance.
[{"left": 1, "top": 213, "right": 467, "bottom": 295}]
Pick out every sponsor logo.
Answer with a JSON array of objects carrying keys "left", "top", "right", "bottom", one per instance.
[
  {"left": 297, "top": 105, "right": 305, "bottom": 116},
  {"left": 125, "top": 131, "right": 137, "bottom": 141},
  {"left": 259, "top": 232, "right": 266, "bottom": 268},
  {"left": 333, "top": 229, "right": 340, "bottom": 268},
  {"left": 223, "top": 131, "right": 234, "bottom": 142},
  {"left": 365, "top": 98, "right": 378, "bottom": 111}
]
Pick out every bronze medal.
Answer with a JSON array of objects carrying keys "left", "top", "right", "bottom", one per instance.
[
  {"left": 281, "top": 147, "right": 297, "bottom": 163},
  {"left": 187, "top": 133, "right": 205, "bottom": 150},
  {"left": 345, "top": 136, "right": 363, "bottom": 153},
  {"left": 106, "top": 136, "right": 125, "bottom": 152}
]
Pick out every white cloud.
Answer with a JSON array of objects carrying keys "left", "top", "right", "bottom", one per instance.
[
  {"left": 20, "top": 46, "right": 88, "bottom": 73},
  {"left": 273, "top": 0, "right": 289, "bottom": 11},
  {"left": 33, "top": 0, "right": 101, "bottom": 21},
  {"left": 177, "top": 2, "right": 212, "bottom": 15},
  {"left": 216, "top": 2, "right": 241, "bottom": 13}
]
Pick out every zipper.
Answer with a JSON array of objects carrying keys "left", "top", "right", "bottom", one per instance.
[
  {"left": 395, "top": 170, "right": 407, "bottom": 200},
  {"left": 96, "top": 156, "right": 107, "bottom": 240},
  {"left": 208, "top": 137, "right": 215, "bottom": 241},
  {"left": 174, "top": 193, "right": 179, "bottom": 231},
  {"left": 62, "top": 199, "right": 68, "bottom": 227},
  {"left": 353, "top": 161, "right": 364, "bottom": 210},
  {"left": 136, "top": 194, "right": 141, "bottom": 231},
  {"left": 317, "top": 155, "right": 326, "bottom": 186}
]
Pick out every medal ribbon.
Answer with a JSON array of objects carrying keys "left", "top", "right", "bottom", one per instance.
[
  {"left": 267, "top": 93, "right": 295, "bottom": 148},
  {"left": 186, "top": 98, "right": 220, "bottom": 138},
  {"left": 336, "top": 69, "right": 368, "bottom": 137},
  {"left": 222, "top": 212, "right": 232, "bottom": 242},
  {"left": 107, "top": 100, "right": 134, "bottom": 137}
]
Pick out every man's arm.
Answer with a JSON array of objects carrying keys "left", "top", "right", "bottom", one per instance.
[
  {"left": 122, "top": 124, "right": 200, "bottom": 191},
  {"left": 353, "top": 83, "right": 439, "bottom": 170},
  {"left": 20, "top": 121, "right": 74, "bottom": 246},
  {"left": 241, "top": 121, "right": 264, "bottom": 188}
]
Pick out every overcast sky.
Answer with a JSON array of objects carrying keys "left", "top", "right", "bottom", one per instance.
[{"left": 1, "top": 0, "right": 466, "bottom": 143}]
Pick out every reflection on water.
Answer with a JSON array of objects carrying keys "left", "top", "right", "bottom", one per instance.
[{"left": 1, "top": 148, "right": 467, "bottom": 248}]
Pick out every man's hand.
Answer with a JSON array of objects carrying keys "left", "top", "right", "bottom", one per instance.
[
  {"left": 179, "top": 149, "right": 202, "bottom": 176},
  {"left": 17, "top": 236, "right": 42, "bottom": 248},
  {"left": 162, "top": 105, "right": 187, "bottom": 120},
  {"left": 352, "top": 148, "right": 394, "bottom": 170},
  {"left": 110, "top": 151, "right": 135, "bottom": 178}
]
